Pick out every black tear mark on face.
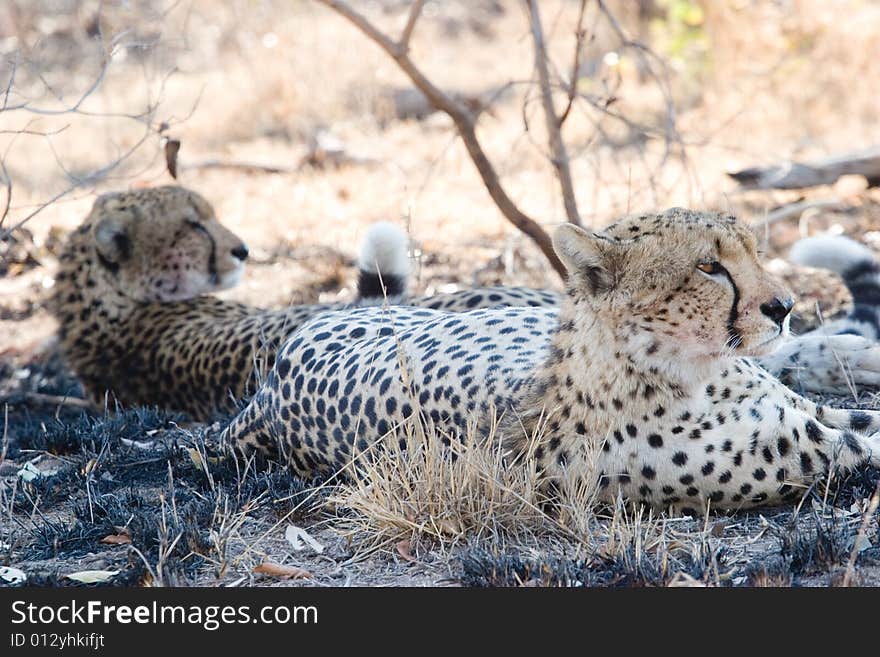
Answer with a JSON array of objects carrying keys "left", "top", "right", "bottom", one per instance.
[
  {"left": 186, "top": 218, "right": 218, "bottom": 284},
  {"left": 719, "top": 269, "right": 742, "bottom": 349}
]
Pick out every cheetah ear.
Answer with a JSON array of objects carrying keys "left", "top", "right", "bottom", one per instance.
[
  {"left": 552, "top": 223, "right": 620, "bottom": 294},
  {"left": 94, "top": 215, "right": 133, "bottom": 264}
]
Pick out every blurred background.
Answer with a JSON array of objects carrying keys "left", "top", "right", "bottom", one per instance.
[{"left": 2, "top": 0, "right": 880, "bottom": 354}]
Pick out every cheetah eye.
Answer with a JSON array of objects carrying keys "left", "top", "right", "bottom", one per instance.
[
  {"left": 187, "top": 219, "right": 209, "bottom": 235},
  {"left": 697, "top": 261, "right": 724, "bottom": 275}
]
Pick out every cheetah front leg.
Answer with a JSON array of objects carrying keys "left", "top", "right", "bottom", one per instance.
[
  {"left": 672, "top": 408, "right": 880, "bottom": 510},
  {"left": 781, "top": 391, "right": 880, "bottom": 434},
  {"left": 757, "top": 333, "right": 880, "bottom": 394},
  {"left": 787, "top": 418, "right": 880, "bottom": 481}
]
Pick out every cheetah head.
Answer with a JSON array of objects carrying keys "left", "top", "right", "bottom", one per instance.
[
  {"left": 553, "top": 208, "right": 793, "bottom": 366},
  {"left": 85, "top": 185, "right": 248, "bottom": 302}
]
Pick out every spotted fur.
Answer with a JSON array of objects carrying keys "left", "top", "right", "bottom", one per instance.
[
  {"left": 48, "top": 186, "right": 565, "bottom": 420},
  {"left": 48, "top": 186, "right": 414, "bottom": 420},
  {"left": 224, "top": 208, "right": 880, "bottom": 512},
  {"left": 386, "top": 239, "right": 880, "bottom": 395},
  {"left": 764, "top": 234, "right": 880, "bottom": 393}
]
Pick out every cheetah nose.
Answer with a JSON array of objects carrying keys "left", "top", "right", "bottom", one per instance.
[
  {"left": 760, "top": 296, "right": 794, "bottom": 326},
  {"left": 231, "top": 244, "right": 249, "bottom": 262}
]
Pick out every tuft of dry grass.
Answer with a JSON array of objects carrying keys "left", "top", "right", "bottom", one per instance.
[{"left": 331, "top": 413, "right": 561, "bottom": 551}]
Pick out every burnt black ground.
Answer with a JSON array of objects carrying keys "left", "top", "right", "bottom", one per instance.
[
  {"left": 1, "top": 353, "right": 879, "bottom": 587},
  {"left": 1, "top": 355, "right": 326, "bottom": 586}
]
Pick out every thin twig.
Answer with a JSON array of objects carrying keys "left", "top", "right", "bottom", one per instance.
[
  {"left": 526, "top": 0, "right": 581, "bottom": 226},
  {"left": 181, "top": 159, "right": 298, "bottom": 175},
  {"left": 16, "top": 393, "right": 94, "bottom": 410},
  {"left": 1, "top": 57, "right": 18, "bottom": 111},
  {"left": 596, "top": 0, "right": 680, "bottom": 167},
  {"left": 754, "top": 198, "right": 843, "bottom": 227},
  {"left": 0, "top": 157, "right": 10, "bottom": 228},
  {"left": 399, "top": 0, "right": 426, "bottom": 51},
  {"left": 0, "top": 24, "right": 181, "bottom": 235},
  {"left": 0, "top": 405, "right": 8, "bottom": 467},
  {"left": 558, "top": 0, "right": 588, "bottom": 128},
  {"left": 0, "top": 122, "right": 157, "bottom": 239},
  {"left": 842, "top": 483, "right": 879, "bottom": 587},
  {"left": 317, "top": 0, "right": 566, "bottom": 277}
]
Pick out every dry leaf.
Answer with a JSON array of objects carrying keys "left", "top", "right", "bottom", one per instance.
[
  {"left": 187, "top": 448, "right": 204, "bottom": 470},
  {"left": 284, "top": 525, "right": 324, "bottom": 554},
  {"left": 0, "top": 566, "right": 27, "bottom": 585},
  {"left": 16, "top": 462, "right": 42, "bottom": 483},
  {"left": 17, "top": 456, "right": 65, "bottom": 482},
  {"left": 120, "top": 437, "right": 156, "bottom": 450},
  {"left": 100, "top": 531, "right": 131, "bottom": 545},
  {"left": 253, "top": 561, "right": 311, "bottom": 580},
  {"left": 164, "top": 138, "right": 181, "bottom": 179},
  {"left": 436, "top": 518, "right": 462, "bottom": 536},
  {"left": 395, "top": 539, "right": 417, "bottom": 563},
  {"left": 65, "top": 570, "right": 120, "bottom": 584}
]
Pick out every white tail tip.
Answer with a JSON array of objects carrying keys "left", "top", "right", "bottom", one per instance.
[
  {"left": 789, "top": 234, "right": 876, "bottom": 275},
  {"left": 357, "top": 221, "right": 410, "bottom": 278}
]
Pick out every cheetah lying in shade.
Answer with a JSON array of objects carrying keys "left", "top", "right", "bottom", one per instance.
[
  {"left": 47, "top": 186, "right": 414, "bottom": 420},
  {"left": 224, "top": 208, "right": 880, "bottom": 512},
  {"left": 47, "top": 185, "right": 556, "bottom": 421}
]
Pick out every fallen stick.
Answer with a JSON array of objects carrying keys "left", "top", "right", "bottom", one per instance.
[
  {"left": 729, "top": 146, "right": 880, "bottom": 190},
  {"left": 18, "top": 392, "right": 94, "bottom": 410},
  {"left": 753, "top": 197, "right": 843, "bottom": 227}
]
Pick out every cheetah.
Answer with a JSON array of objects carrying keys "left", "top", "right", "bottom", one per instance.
[
  {"left": 773, "top": 233, "right": 880, "bottom": 390},
  {"left": 789, "top": 234, "right": 880, "bottom": 339},
  {"left": 223, "top": 208, "right": 880, "bottom": 512},
  {"left": 382, "top": 236, "right": 880, "bottom": 396},
  {"left": 48, "top": 185, "right": 412, "bottom": 420},
  {"left": 728, "top": 234, "right": 880, "bottom": 394}
]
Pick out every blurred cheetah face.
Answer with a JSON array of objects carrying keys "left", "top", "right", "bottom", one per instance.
[
  {"left": 553, "top": 208, "right": 794, "bottom": 367},
  {"left": 86, "top": 186, "right": 249, "bottom": 302}
]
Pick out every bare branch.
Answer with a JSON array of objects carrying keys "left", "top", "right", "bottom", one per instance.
[
  {"left": 1, "top": 56, "right": 17, "bottom": 111},
  {"left": 0, "top": 125, "right": 70, "bottom": 138},
  {"left": 316, "top": 0, "right": 566, "bottom": 278},
  {"left": 753, "top": 198, "right": 843, "bottom": 228},
  {"left": 17, "top": 392, "right": 94, "bottom": 410},
  {"left": 526, "top": 0, "right": 581, "bottom": 226},
  {"left": 0, "top": 25, "right": 191, "bottom": 237},
  {"left": 558, "top": 0, "right": 588, "bottom": 127},
  {"left": 184, "top": 159, "right": 298, "bottom": 175},
  {"left": 6, "top": 54, "right": 110, "bottom": 116},
  {"left": 596, "top": 0, "right": 680, "bottom": 164},
  {"left": 400, "top": 0, "right": 426, "bottom": 51},
  {"left": 0, "top": 157, "right": 11, "bottom": 228},
  {"left": 0, "top": 122, "right": 156, "bottom": 240},
  {"left": 3, "top": 34, "right": 160, "bottom": 120}
]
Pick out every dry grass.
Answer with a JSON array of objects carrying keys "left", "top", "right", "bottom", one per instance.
[
  {"left": 333, "top": 413, "right": 559, "bottom": 551},
  {"left": 325, "top": 407, "right": 730, "bottom": 587}
]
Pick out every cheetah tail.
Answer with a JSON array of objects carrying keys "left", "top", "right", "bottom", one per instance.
[
  {"left": 789, "top": 234, "right": 880, "bottom": 339},
  {"left": 355, "top": 221, "right": 410, "bottom": 301}
]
